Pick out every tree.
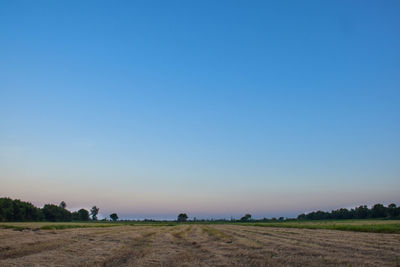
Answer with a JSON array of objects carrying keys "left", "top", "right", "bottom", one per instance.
[
  {"left": 0, "top": 197, "right": 43, "bottom": 222},
  {"left": 110, "top": 213, "right": 118, "bottom": 221},
  {"left": 354, "top": 205, "right": 369, "bottom": 219},
  {"left": 240, "top": 213, "right": 252, "bottom": 221},
  {"left": 177, "top": 213, "right": 188, "bottom": 222},
  {"left": 297, "top": 213, "right": 306, "bottom": 220},
  {"left": 90, "top": 206, "right": 99, "bottom": 220},
  {"left": 59, "top": 201, "right": 67, "bottom": 209},
  {"left": 42, "top": 204, "right": 72, "bottom": 221},
  {"left": 22, "top": 200, "right": 43, "bottom": 221},
  {"left": 371, "top": 204, "right": 387, "bottom": 218},
  {"left": 331, "top": 208, "right": 352, "bottom": 219},
  {"left": 0, "top": 198, "right": 14, "bottom": 221},
  {"left": 78, "top": 209, "right": 90, "bottom": 221},
  {"left": 387, "top": 203, "right": 399, "bottom": 218},
  {"left": 72, "top": 209, "right": 90, "bottom": 221}
]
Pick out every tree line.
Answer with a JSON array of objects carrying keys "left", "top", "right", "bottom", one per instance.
[
  {"left": 0, "top": 197, "right": 118, "bottom": 222},
  {"left": 1, "top": 197, "right": 399, "bottom": 222},
  {"left": 297, "top": 203, "right": 400, "bottom": 220}
]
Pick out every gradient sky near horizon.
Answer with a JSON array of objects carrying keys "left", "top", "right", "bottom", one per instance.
[{"left": 1, "top": 0, "right": 399, "bottom": 220}]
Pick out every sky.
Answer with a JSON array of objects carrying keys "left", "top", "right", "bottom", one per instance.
[{"left": 1, "top": 0, "right": 399, "bottom": 220}]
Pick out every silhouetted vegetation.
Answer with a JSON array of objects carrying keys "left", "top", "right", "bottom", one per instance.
[
  {"left": 177, "top": 213, "right": 188, "bottom": 222},
  {"left": 0, "top": 198, "right": 43, "bottom": 221},
  {"left": 0, "top": 197, "right": 91, "bottom": 222},
  {"left": 59, "top": 201, "right": 67, "bottom": 209},
  {"left": 297, "top": 203, "right": 400, "bottom": 220},
  {"left": 72, "top": 209, "right": 90, "bottom": 221},
  {"left": 1, "top": 197, "right": 399, "bottom": 223},
  {"left": 42, "top": 204, "right": 72, "bottom": 221},
  {"left": 90, "top": 206, "right": 99, "bottom": 221},
  {"left": 110, "top": 213, "right": 118, "bottom": 221},
  {"left": 240, "top": 213, "right": 252, "bottom": 221}
]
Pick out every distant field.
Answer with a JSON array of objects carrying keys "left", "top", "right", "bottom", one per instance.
[
  {"left": 0, "top": 221, "right": 120, "bottom": 230},
  {"left": 0, "top": 221, "right": 177, "bottom": 231},
  {"left": 1, "top": 219, "right": 399, "bottom": 233},
  {"left": 241, "top": 219, "right": 400, "bottom": 233},
  {"left": 1, "top": 224, "right": 400, "bottom": 266}
]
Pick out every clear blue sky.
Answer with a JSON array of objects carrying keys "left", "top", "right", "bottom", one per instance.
[{"left": 1, "top": 0, "right": 399, "bottom": 220}]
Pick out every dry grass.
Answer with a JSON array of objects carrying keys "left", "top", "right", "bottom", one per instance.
[
  {"left": 201, "top": 226, "right": 233, "bottom": 243},
  {"left": 1, "top": 224, "right": 400, "bottom": 266}
]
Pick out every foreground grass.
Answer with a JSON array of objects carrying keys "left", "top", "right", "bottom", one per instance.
[{"left": 241, "top": 220, "right": 400, "bottom": 234}]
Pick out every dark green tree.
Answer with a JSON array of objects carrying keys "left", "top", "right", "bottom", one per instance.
[
  {"left": 240, "top": 213, "right": 252, "bottom": 221},
  {"left": 177, "top": 213, "right": 188, "bottom": 222},
  {"left": 72, "top": 209, "right": 90, "bottom": 221},
  {"left": 22, "top": 201, "right": 43, "bottom": 221},
  {"left": 371, "top": 204, "right": 387, "bottom": 218},
  {"left": 297, "top": 213, "right": 306, "bottom": 220},
  {"left": 42, "top": 204, "right": 72, "bottom": 221},
  {"left": 0, "top": 198, "right": 42, "bottom": 222},
  {"left": 59, "top": 201, "right": 67, "bottom": 209},
  {"left": 90, "top": 206, "right": 99, "bottom": 220},
  {"left": 0, "top": 198, "right": 14, "bottom": 221},
  {"left": 387, "top": 203, "right": 399, "bottom": 218},
  {"left": 78, "top": 208, "right": 90, "bottom": 221},
  {"left": 110, "top": 213, "right": 118, "bottom": 221},
  {"left": 331, "top": 208, "right": 352, "bottom": 219},
  {"left": 354, "top": 205, "right": 369, "bottom": 219}
]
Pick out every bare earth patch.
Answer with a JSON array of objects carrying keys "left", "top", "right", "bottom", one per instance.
[{"left": 1, "top": 225, "right": 399, "bottom": 266}]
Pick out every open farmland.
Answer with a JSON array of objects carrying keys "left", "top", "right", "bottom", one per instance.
[
  {"left": 241, "top": 219, "right": 400, "bottom": 233},
  {"left": 1, "top": 222, "right": 400, "bottom": 266}
]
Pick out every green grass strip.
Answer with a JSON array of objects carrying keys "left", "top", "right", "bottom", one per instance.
[{"left": 241, "top": 222, "right": 400, "bottom": 233}]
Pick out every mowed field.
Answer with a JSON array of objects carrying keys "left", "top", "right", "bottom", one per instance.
[{"left": 1, "top": 221, "right": 400, "bottom": 266}]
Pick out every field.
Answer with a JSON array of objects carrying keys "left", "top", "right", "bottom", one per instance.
[
  {"left": 1, "top": 221, "right": 400, "bottom": 266},
  {"left": 241, "top": 219, "right": 400, "bottom": 233}
]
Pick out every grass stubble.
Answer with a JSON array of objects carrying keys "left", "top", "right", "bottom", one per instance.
[{"left": 0, "top": 221, "right": 400, "bottom": 266}]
